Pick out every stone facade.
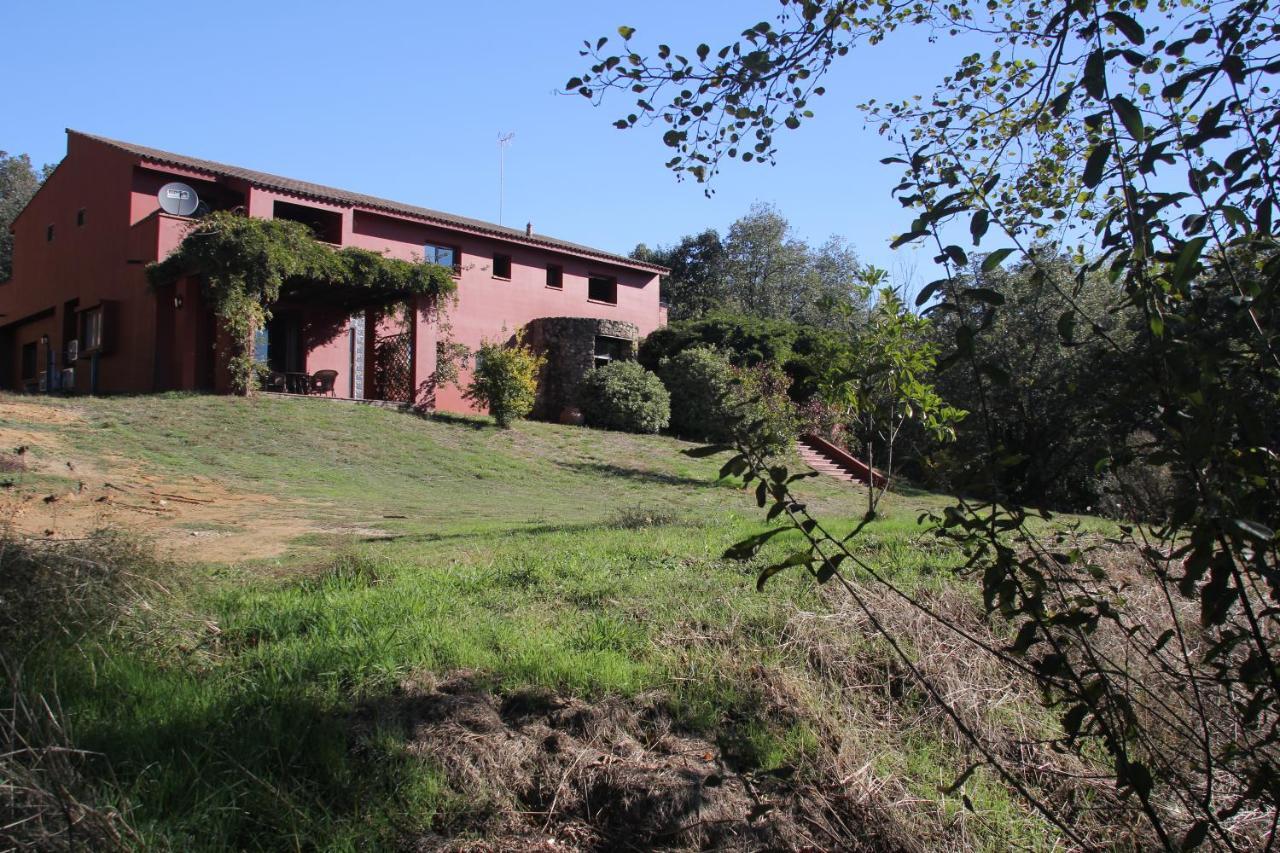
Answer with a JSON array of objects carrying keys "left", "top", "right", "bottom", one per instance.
[{"left": 523, "top": 316, "right": 640, "bottom": 420}]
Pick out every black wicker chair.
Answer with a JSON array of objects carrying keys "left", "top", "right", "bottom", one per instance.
[{"left": 309, "top": 369, "right": 338, "bottom": 397}]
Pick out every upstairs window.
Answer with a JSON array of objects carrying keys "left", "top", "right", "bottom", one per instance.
[
  {"left": 546, "top": 264, "right": 563, "bottom": 289},
  {"left": 425, "top": 243, "right": 460, "bottom": 274},
  {"left": 492, "top": 253, "right": 512, "bottom": 280},
  {"left": 272, "top": 201, "right": 343, "bottom": 244},
  {"left": 588, "top": 274, "right": 617, "bottom": 305}
]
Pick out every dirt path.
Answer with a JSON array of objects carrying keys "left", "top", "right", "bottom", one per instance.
[{"left": 0, "top": 400, "right": 320, "bottom": 562}]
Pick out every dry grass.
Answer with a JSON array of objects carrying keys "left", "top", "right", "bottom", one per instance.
[
  {"left": 365, "top": 671, "right": 917, "bottom": 852},
  {"left": 0, "top": 667, "right": 136, "bottom": 851},
  {"left": 0, "top": 534, "right": 154, "bottom": 851}
]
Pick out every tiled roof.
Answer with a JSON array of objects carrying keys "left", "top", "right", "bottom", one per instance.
[{"left": 68, "top": 129, "right": 668, "bottom": 274}]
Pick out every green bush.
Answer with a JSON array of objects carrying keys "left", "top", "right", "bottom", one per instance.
[
  {"left": 658, "top": 347, "right": 736, "bottom": 441},
  {"left": 463, "top": 335, "right": 545, "bottom": 427},
  {"left": 733, "top": 361, "right": 801, "bottom": 457},
  {"left": 639, "top": 313, "right": 839, "bottom": 402},
  {"left": 578, "top": 360, "right": 670, "bottom": 434}
]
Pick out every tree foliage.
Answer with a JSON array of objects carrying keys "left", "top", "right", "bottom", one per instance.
[
  {"left": 576, "top": 0, "right": 1280, "bottom": 846},
  {"left": 147, "top": 212, "right": 455, "bottom": 394},
  {"left": 0, "top": 152, "right": 53, "bottom": 283},
  {"left": 927, "top": 246, "right": 1137, "bottom": 510},
  {"left": 464, "top": 334, "right": 546, "bottom": 428},
  {"left": 633, "top": 203, "right": 862, "bottom": 324},
  {"left": 814, "top": 280, "right": 964, "bottom": 516}
]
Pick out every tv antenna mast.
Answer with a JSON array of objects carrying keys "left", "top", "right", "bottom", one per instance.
[{"left": 497, "top": 131, "right": 516, "bottom": 225}]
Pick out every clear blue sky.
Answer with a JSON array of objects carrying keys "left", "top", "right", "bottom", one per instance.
[{"left": 4, "top": 0, "right": 975, "bottom": 286}]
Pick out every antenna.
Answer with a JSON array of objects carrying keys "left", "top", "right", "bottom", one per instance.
[
  {"left": 157, "top": 182, "right": 200, "bottom": 216},
  {"left": 497, "top": 131, "right": 515, "bottom": 225}
]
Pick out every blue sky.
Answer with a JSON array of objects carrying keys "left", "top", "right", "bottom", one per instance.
[{"left": 4, "top": 0, "right": 974, "bottom": 287}]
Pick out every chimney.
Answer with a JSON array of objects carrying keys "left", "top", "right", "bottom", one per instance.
[{"left": 526, "top": 222, "right": 533, "bottom": 236}]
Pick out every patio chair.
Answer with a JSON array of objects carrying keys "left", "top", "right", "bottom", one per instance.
[
  {"left": 309, "top": 369, "right": 339, "bottom": 397},
  {"left": 263, "top": 371, "right": 287, "bottom": 393}
]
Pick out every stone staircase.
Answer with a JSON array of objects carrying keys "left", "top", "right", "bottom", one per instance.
[{"left": 796, "top": 434, "right": 887, "bottom": 487}]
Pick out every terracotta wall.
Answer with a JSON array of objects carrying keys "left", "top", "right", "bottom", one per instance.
[{"left": 0, "top": 133, "right": 664, "bottom": 416}]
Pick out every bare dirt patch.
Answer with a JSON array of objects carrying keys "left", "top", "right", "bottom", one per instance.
[
  {"left": 0, "top": 406, "right": 319, "bottom": 562},
  {"left": 4, "top": 469, "right": 314, "bottom": 562},
  {"left": 0, "top": 400, "right": 84, "bottom": 427},
  {"left": 360, "top": 672, "right": 915, "bottom": 852}
]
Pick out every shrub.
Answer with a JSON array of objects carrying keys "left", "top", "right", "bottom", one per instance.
[
  {"left": 463, "top": 334, "right": 546, "bottom": 428},
  {"left": 658, "top": 346, "right": 736, "bottom": 441},
  {"left": 638, "top": 313, "right": 840, "bottom": 401},
  {"left": 733, "top": 361, "right": 801, "bottom": 457},
  {"left": 578, "top": 360, "right": 670, "bottom": 434}
]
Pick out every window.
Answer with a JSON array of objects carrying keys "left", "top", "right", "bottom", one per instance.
[
  {"left": 594, "top": 335, "right": 633, "bottom": 368},
  {"left": 81, "top": 306, "right": 104, "bottom": 352},
  {"left": 425, "top": 243, "right": 460, "bottom": 274},
  {"left": 492, "top": 253, "right": 512, "bottom": 279},
  {"left": 20, "top": 342, "right": 37, "bottom": 380},
  {"left": 272, "top": 201, "right": 342, "bottom": 243},
  {"left": 252, "top": 327, "right": 269, "bottom": 364},
  {"left": 76, "top": 209, "right": 86, "bottom": 227},
  {"left": 546, "top": 264, "right": 563, "bottom": 289},
  {"left": 46, "top": 225, "right": 54, "bottom": 242},
  {"left": 588, "top": 275, "right": 617, "bottom": 304}
]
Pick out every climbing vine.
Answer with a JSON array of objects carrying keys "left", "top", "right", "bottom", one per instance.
[{"left": 147, "top": 211, "right": 456, "bottom": 394}]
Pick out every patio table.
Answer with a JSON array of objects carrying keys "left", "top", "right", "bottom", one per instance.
[{"left": 285, "top": 372, "right": 311, "bottom": 394}]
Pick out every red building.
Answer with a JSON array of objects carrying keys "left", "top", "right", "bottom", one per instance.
[{"left": 0, "top": 130, "right": 667, "bottom": 413}]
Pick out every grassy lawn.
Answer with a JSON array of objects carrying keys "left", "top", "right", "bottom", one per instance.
[{"left": 1, "top": 394, "right": 1067, "bottom": 851}]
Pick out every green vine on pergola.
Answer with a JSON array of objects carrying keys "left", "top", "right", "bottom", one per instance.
[{"left": 147, "top": 211, "right": 457, "bottom": 394}]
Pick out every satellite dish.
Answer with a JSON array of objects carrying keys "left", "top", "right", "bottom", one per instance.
[{"left": 157, "top": 182, "right": 199, "bottom": 216}]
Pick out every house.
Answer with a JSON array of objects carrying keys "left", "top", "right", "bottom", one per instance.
[{"left": 0, "top": 130, "right": 668, "bottom": 414}]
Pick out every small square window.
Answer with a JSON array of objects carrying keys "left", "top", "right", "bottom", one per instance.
[
  {"left": 492, "top": 254, "right": 512, "bottom": 279},
  {"left": 76, "top": 209, "right": 86, "bottom": 227},
  {"left": 46, "top": 225, "right": 54, "bottom": 242},
  {"left": 546, "top": 264, "right": 563, "bottom": 289},
  {"left": 588, "top": 275, "right": 617, "bottom": 305}
]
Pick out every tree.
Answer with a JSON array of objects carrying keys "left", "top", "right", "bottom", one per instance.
[
  {"left": 631, "top": 228, "right": 727, "bottom": 320},
  {"left": 464, "top": 334, "right": 545, "bottom": 428},
  {"left": 723, "top": 203, "right": 861, "bottom": 326},
  {"left": 0, "top": 152, "right": 53, "bottom": 282},
  {"left": 927, "top": 246, "right": 1138, "bottom": 511},
  {"left": 635, "top": 204, "right": 863, "bottom": 324},
  {"left": 572, "top": 1, "right": 1280, "bottom": 847},
  {"left": 814, "top": 277, "right": 963, "bottom": 517}
]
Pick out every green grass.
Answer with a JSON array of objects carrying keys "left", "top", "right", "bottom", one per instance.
[{"left": 0, "top": 393, "right": 1059, "bottom": 850}]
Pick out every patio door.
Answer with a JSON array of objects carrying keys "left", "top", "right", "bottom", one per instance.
[{"left": 265, "top": 313, "right": 304, "bottom": 374}]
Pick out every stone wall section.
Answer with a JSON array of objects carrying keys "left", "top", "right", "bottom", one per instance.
[{"left": 524, "top": 316, "right": 640, "bottom": 420}]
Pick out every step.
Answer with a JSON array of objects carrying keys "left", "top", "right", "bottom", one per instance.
[{"left": 796, "top": 435, "right": 885, "bottom": 486}]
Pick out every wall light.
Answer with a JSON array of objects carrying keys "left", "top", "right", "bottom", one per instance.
[{"left": 174, "top": 295, "right": 184, "bottom": 309}]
